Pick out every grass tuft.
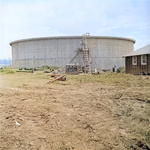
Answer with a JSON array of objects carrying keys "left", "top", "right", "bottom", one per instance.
[{"left": 0, "top": 68, "right": 16, "bottom": 74}]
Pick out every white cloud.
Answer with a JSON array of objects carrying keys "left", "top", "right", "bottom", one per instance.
[{"left": 0, "top": 0, "right": 150, "bottom": 59}]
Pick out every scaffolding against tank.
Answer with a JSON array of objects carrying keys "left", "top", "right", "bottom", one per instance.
[{"left": 67, "top": 33, "right": 102, "bottom": 74}]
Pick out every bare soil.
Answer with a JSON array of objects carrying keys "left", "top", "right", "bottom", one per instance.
[{"left": 0, "top": 72, "right": 150, "bottom": 150}]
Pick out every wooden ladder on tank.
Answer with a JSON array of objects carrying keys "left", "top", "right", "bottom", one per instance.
[{"left": 82, "top": 35, "right": 91, "bottom": 73}]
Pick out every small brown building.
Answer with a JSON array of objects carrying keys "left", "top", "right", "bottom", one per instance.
[{"left": 123, "top": 44, "right": 150, "bottom": 74}]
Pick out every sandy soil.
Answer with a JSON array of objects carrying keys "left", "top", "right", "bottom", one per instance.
[{"left": 0, "top": 73, "right": 150, "bottom": 150}]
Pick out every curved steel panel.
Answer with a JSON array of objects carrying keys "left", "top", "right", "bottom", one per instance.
[{"left": 10, "top": 36, "right": 135, "bottom": 70}]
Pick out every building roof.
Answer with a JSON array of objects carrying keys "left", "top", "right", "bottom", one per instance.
[{"left": 123, "top": 44, "right": 150, "bottom": 57}]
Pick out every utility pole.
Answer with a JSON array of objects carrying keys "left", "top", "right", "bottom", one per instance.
[{"left": 32, "top": 56, "right": 35, "bottom": 73}]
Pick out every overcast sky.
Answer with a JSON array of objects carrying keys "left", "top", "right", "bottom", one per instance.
[{"left": 0, "top": 0, "right": 150, "bottom": 59}]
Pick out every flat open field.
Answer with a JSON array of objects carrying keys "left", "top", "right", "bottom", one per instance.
[{"left": 0, "top": 71, "right": 150, "bottom": 150}]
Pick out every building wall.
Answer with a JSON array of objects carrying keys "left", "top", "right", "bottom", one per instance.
[
  {"left": 125, "top": 54, "right": 150, "bottom": 74},
  {"left": 10, "top": 36, "right": 135, "bottom": 70}
]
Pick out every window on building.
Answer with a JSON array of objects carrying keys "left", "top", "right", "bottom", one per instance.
[
  {"left": 141, "top": 55, "right": 147, "bottom": 65},
  {"left": 132, "top": 56, "right": 137, "bottom": 65}
]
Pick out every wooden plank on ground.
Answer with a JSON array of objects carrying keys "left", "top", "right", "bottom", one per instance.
[{"left": 47, "top": 75, "right": 65, "bottom": 83}]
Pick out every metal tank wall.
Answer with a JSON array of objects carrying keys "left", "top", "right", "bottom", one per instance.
[
  {"left": 11, "top": 37, "right": 82, "bottom": 68},
  {"left": 10, "top": 36, "right": 135, "bottom": 70},
  {"left": 86, "top": 37, "right": 134, "bottom": 70}
]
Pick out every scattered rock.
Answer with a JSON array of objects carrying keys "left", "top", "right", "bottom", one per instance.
[
  {"left": 90, "top": 135, "right": 99, "bottom": 142},
  {"left": 130, "top": 144, "right": 139, "bottom": 149},
  {"left": 16, "top": 121, "right": 20, "bottom": 126},
  {"left": 21, "top": 98, "right": 26, "bottom": 101},
  {"left": 137, "top": 141, "right": 150, "bottom": 150}
]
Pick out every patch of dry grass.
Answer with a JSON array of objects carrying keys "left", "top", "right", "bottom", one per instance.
[
  {"left": 0, "top": 68, "right": 17, "bottom": 74},
  {"left": 1, "top": 71, "right": 150, "bottom": 88},
  {"left": 66, "top": 73, "right": 150, "bottom": 87}
]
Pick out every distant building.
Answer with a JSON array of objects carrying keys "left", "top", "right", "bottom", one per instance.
[
  {"left": 0, "top": 58, "right": 12, "bottom": 66},
  {"left": 123, "top": 44, "right": 150, "bottom": 74}
]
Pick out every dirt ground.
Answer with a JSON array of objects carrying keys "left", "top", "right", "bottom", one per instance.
[{"left": 0, "top": 72, "right": 150, "bottom": 150}]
